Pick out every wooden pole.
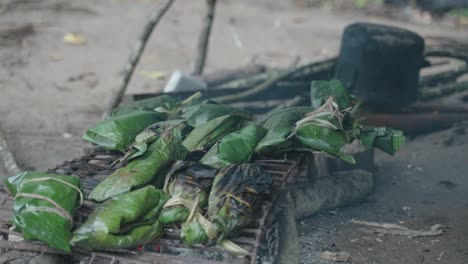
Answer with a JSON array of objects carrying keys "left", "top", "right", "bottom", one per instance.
[
  {"left": 102, "top": 0, "right": 175, "bottom": 119},
  {"left": 191, "top": 0, "right": 217, "bottom": 76}
]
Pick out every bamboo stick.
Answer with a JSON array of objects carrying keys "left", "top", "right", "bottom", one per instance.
[{"left": 102, "top": 0, "right": 175, "bottom": 119}]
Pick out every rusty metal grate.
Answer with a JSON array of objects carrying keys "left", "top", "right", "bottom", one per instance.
[{"left": 0, "top": 148, "right": 308, "bottom": 264}]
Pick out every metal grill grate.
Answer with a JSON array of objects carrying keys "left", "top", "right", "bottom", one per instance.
[{"left": 0, "top": 148, "right": 308, "bottom": 264}]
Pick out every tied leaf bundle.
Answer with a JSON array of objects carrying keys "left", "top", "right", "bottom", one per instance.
[
  {"left": 290, "top": 80, "right": 405, "bottom": 163},
  {"left": 4, "top": 172, "right": 81, "bottom": 253},
  {"left": 255, "top": 108, "right": 309, "bottom": 154},
  {"left": 357, "top": 127, "right": 405, "bottom": 155},
  {"left": 114, "top": 119, "right": 188, "bottom": 166},
  {"left": 83, "top": 109, "right": 164, "bottom": 152},
  {"left": 310, "top": 80, "right": 352, "bottom": 110},
  {"left": 181, "top": 164, "right": 272, "bottom": 247},
  {"left": 182, "top": 103, "right": 251, "bottom": 127},
  {"left": 110, "top": 95, "right": 179, "bottom": 117},
  {"left": 207, "top": 164, "right": 272, "bottom": 242},
  {"left": 182, "top": 113, "right": 250, "bottom": 152},
  {"left": 201, "top": 124, "right": 266, "bottom": 169},
  {"left": 89, "top": 128, "right": 187, "bottom": 202},
  {"left": 159, "top": 161, "right": 218, "bottom": 225},
  {"left": 290, "top": 97, "right": 355, "bottom": 164},
  {"left": 72, "top": 186, "right": 167, "bottom": 251}
]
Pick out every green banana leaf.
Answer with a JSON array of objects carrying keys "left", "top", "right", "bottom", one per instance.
[
  {"left": 181, "top": 102, "right": 251, "bottom": 128},
  {"left": 294, "top": 121, "right": 354, "bottom": 163},
  {"left": 311, "top": 80, "right": 352, "bottom": 110},
  {"left": 291, "top": 95, "right": 356, "bottom": 164},
  {"left": 182, "top": 114, "right": 249, "bottom": 152},
  {"left": 201, "top": 124, "right": 266, "bottom": 169},
  {"left": 255, "top": 108, "right": 305, "bottom": 154},
  {"left": 358, "top": 127, "right": 405, "bottom": 155},
  {"left": 110, "top": 95, "right": 179, "bottom": 117},
  {"left": 89, "top": 128, "right": 187, "bottom": 202},
  {"left": 181, "top": 164, "right": 272, "bottom": 245},
  {"left": 159, "top": 161, "right": 217, "bottom": 225},
  {"left": 4, "top": 171, "right": 81, "bottom": 253},
  {"left": 114, "top": 119, "right": 188, "bottom": 166},
  {"left": 71, "top": 186, "right": 168, "bottom": 251},
  {"left": 83, "top": 109, "right": 165, "bottom": 152}
]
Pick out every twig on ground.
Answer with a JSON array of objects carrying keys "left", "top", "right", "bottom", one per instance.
[
  {"left": 425, "top": 49, "right": 468, "bottom": 63},
  {"left": 0, "top": 127, "right": 21, "bottom": 175},
  {"left": 213, "top": 58, "right": 336, "bottom": 103},
  {"left": 420, "top": 80, "right": 468, "bottom": 100},
  {"left": 351, "top": 220, "right": 445, "bottom": 238},
  {"left": 350, "top": 220, "right": 409, "bottom": 230},
  {"left": 102, "top": 0, "right": 175, "bottom": 119},
  {"left": 419, "top": 64, "right": 468, "bottom": 87},
  {"left": 202, "top": 64, "right": 266, "bottom": 87},
  {"left": 191, "top": 0, "right": 217, "bottom": 76}
]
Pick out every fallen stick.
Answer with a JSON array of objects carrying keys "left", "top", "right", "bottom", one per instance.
[
  {"left": 419, "top": 64, "right": 468, "bottom": 87},
  {"left": 0, "top": 127, "right": 21, "bottom": 175},
  {"left": 351, "top": 220, "right": 444, "bottom": 238},
  {"left": 212, "top": 71, "right": 273, "bottom": 90},
  {"left": 202, "top": 64, "right": 266, "bottom": 87},
  {"left": 191, "top": 0, "right": 217, "bottom": 76},
  {"left": 425, "top": 49, "right": 468, "bottom": 63},
  {"left": 102, "top": 0, "right": 175, "bottom": 118},
  {"left": 350, "top": 220, "right": 409, "bottom": 230},
  {"left": 420, "top": 80, "right": 468, "bottom": 100},
  {"left": 405, "top": 102, "right": 468, "bottom": 113},
  {"left": 214, "top": 58, "right": 335, "bottom": 103}
]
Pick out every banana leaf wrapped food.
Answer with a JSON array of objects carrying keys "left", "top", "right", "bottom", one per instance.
[
  {"left": 83, "top": 109, "right": 165, "bottom": 152},
  {"left": 255, "top": 107, "right": 310, "bottom": 154},
  {"left": 310, "top": 80, "right": 352, "bottom": 110},
  {"left": 181, "top": 102, "right": 251, "bottom": 127},
  {"left": 89, "top": 128, "right": 187, "bottom": 202},
  {"left": 181, "top": 164, "right": 272, "bottom": 247},
  {"left": 355, "top": 127, "right": 405, "bottom": 155},
  {"left": 113, "top": 119, "right": 188, "bottom": 166},
  {"left": 290, "top": 97, "right": 355, "bottom": 164},
  {"left": 159, "top": 161, "right": 218, "bottom": 225},
  {"left": 110, "top": 95, "right": 179, "bottom": 117},
  {"left": 72, "top": 186, "right": 168, "bottom": 251},
  {"left": 182, "top": 113, "right": 250, "bottom": 152},
  {"left": 4, "top": 171, "right": 81, "bottom": 253},
  {"left": 201, "top": 124, "right": 266, "bottom": 169}
]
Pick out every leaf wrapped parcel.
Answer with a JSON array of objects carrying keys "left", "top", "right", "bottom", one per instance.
[
  {"left": 255, "top": 108, "right": 306, "bottom": 154},
  {"left": 89, "top": 128, "right": 187, "bottom": 202},
  {"left": 114, "top": 119, "right": 188, "bottom": 166},
  {"left": 291, "top": 98, "right": 355, "bottom": 164},
  {"left": 159, "top": 161, "right": 217, "bottom": 225},
  {"left": 201, "top": 124, "right": 266, "bottom": 169},
  {"left": 4, "top": 172, "right": 81, "bottom": 253},
  {"left": 310, "top": 80, "right": 352, "bottom": 110},
  {"left": 182, "top": 103, "right": 251, "bottom": 127},
  {"left": 182, "top": 113, "right": 250, "bottom": 152},
  {"left": 110, "top": 95, "right": 179, "bottom": 117},
  {"left": 83, "top": 109, "right": 165, "bottom": 152},
  {"left": 72, "top": 186, "right": 168, "bottom": 251},
  {"left": 357, "top": 127, "right": 405, "bottom": 155},
  {"left": 181, "top": 164, "right": 272, "bottom": 245}
]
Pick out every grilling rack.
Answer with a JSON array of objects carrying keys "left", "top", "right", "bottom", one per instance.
[{"left": 0, "top": 146, "right": 311, "bottom": 264}]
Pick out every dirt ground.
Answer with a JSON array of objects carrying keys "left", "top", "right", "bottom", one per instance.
[{"left": 0, "top": 0, "right": 467, "bottom": 263}]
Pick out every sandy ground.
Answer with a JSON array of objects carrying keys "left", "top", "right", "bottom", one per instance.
[{"left": 0, "top": 0, "right": 467, "bottom": 263}]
